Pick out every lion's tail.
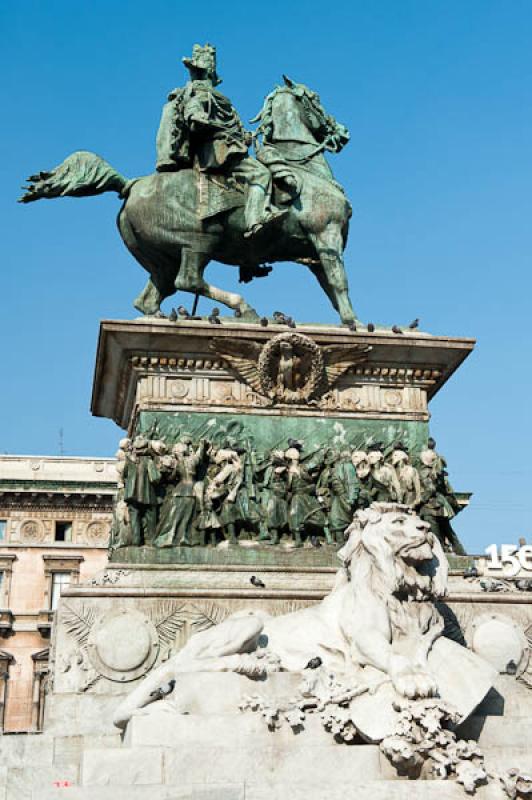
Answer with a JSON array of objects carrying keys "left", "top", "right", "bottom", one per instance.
[{"left": 18, "top": 150, "right": 129, "bottom": 203}]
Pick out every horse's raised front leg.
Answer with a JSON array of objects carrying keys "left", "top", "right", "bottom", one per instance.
[
  {"left": 175, "top": 249, "right": 260, "bottom": 321},
  {"left": 310, "top": 224, "right": 356, "bottom": 324}
]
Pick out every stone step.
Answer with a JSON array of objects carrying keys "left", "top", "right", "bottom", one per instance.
[
  {"left": 0, "top": 734, "right": 54, "bottom": 769},
  {"left": 2, "top": 763, "right": 79, "bottom": 800},
  {"left": 241, "top": 783, "right": 507, "bottom": 800},
  {"left": 457, "top": 716, "right": 532, "bottom": 747},
  {"left": 126, "top": 707, "right": 532, "bottom": 752},
  {"left": 80, "top": 742, "right": 384, "bottom": 787},
  {"left": 478, "top": 683, "right": 532, "bottom": 718},
  {"left": 39, "top": 784, "right": 244, "bottom": 800},
  {"left": 1, "top": 728, "right": 527, "bottom": 798},
  {"left": 35, "top": 779, "right": 510, "bottom": 800},
  {"left": 43, "top": 693, "right": 121, "bottom": 738},
  {"left": 125, "top": 709, "right": 336, "bottom": 748},
  {"left": 81, "top": 746, "right": 164, "bottom": 787},
  {"left": 483, "top": 745, "right": 532, "bottom": 774},
  {"left": 0, "top": 732, "right": 122, "bottom": 772}
]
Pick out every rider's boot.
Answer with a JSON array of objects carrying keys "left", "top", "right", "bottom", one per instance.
[
  {"left": 244, "top": 208, "right": 288, "bottom": 239},
  {"left": 243, "top": 184, "right": 287, "bottom": 239}
]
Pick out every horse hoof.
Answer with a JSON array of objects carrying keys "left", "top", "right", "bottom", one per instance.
[{"left": 236, "top": 308, "right": 261, "bottom": 324}]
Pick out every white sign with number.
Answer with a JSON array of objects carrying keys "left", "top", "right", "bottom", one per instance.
[{"left": 485, "top": 544, "right": 532, "bottom": 577}]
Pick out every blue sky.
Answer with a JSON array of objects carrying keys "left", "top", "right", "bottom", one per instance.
[{"left": 2, "top": 1, "right": 532, "bottom": 552}]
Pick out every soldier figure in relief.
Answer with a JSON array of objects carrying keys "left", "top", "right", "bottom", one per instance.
[
  {"left": 109, "top": 425, "right": 468, "bottom": 554},
  {"left": 391, "top": 444, "right": 422, "bottom": 508},
  {"left": 418, "top": 443, "right": 465, "bottom": 555},
  {"left": 123, "top": 436, "right": 162, "bottom": 546},
  {"left": 154, "top": 437, "right": 209, "bottom": 547},
  {"left": 156, "top": 43, "right": 285, "bottom": 239},
  {"left": 209, "top": 447, "right": 244, "bottom": 544},
  {"left": 285, "top": 442, "right": 326, "bottom": 547},
  {"left": 258, "top": 451, "right": 289, "bottom": 545},
  {"left": 367, "top": 443, "right": 402, "bottom": 503},
  {"left": 317, "top": 448, "right": 359, "bottom": 544}
]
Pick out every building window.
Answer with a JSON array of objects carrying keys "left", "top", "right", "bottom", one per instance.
[
  {"left": 54, "top": 521, "right": 72, "bottom": 542},
  {"left": 0, "top": 651, "right": 14, "bottom": 733},
  {"left": 42, "top": 555, "right": 83, "bottom": 612},
  {"left": 0, "top": 521, "right": 6, "bottom": 541},
  {"left": 31, "top": 649, "right": 49, "bottom": 732},
  {"left": 50, "top": 572, "right": 71, "bottom": 610},
  {"left": 0, "top": 556, "right": 16, "bottom": 610}
]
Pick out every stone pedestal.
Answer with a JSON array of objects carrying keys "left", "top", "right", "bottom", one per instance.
[
  {"left": 7, "top": 317, "right": 530, "bottom": 799},
  {"left": 91, "top": 317, "right": 475, "bottom": 562},
  {"left": 42, "top": 558, "right": 532, "bottom": 726}
]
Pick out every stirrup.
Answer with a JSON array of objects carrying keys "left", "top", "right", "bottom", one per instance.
[{"left": 243, "top": 210, "right": 287, "bottom": 239}]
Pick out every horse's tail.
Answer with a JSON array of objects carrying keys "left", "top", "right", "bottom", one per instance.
[{"left": 18, "top": 150, "right": 130, "bottom": 203}]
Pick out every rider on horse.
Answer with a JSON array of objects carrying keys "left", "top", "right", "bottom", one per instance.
[
  {"left": 156, "top": 43, "right": 286, "bottom": 239},
  {"left": 20, "top": 45, "right": 356, "bottom": 323}
]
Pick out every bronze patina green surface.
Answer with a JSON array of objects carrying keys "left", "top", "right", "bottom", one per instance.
[
  {"left": 21, "top": 44, "right": 356, "bottom": 324},
  {"left": 136, "top": 410, "right": 429, "bottom": 454}
]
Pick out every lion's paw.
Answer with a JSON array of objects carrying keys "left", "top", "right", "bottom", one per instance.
[{"left": 393, "top": 668, "right": 438, "bottom": 700}]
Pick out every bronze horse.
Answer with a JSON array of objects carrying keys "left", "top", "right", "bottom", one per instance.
[{"left": 20, "top": 80, "right": 356, "bottom": 323}]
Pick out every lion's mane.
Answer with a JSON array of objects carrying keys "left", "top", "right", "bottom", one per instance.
[{"left": 338, "top": 503, "right": 448, "bottom": 642}]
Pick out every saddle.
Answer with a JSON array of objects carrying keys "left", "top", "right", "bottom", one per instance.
[
  {"left": 195, "top": 167, "right": 297, "bottom": 222},
  {"left": 196, "top": 171, "right": 245, "bottom": 221}
]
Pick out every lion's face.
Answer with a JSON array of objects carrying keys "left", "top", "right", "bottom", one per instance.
[
  {"left": 339, "top": 503, "right": 448, "bottom": 600},
  {"left": 377, "top": 509, "right": 435, "bottom": 565}
]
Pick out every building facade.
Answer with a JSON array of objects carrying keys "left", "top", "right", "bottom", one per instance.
[{"left": 0, "top": 455, "right": 116, "bottom": 731}]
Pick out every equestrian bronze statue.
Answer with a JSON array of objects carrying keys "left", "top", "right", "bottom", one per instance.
[{"left": 20, "top": 43, "right": 356, "bottom": 324}]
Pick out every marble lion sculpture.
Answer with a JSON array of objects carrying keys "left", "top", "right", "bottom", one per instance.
[{"left": 114, "top": 503, "right": 450, "bottom": 729}]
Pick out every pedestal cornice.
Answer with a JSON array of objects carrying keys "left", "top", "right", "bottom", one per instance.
[{"left": 91, "top": 318, "right": 475, "bottom": 429}]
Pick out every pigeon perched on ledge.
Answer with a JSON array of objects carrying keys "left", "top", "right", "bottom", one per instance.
[{"left": 149, "top": 679, "right": 176, "bottom": 700}]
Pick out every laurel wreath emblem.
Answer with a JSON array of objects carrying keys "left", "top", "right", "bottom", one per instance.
[{"left": 258, "top": 332, "right": 324, "bottom": 404}]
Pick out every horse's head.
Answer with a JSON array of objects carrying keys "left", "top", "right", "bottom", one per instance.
[{"left": 251, "top": 77, "right": 349, "bottom": 154}]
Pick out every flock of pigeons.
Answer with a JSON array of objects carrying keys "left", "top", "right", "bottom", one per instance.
[{"left": 166, "top": 305, "right": 421, "bottom": 334}]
